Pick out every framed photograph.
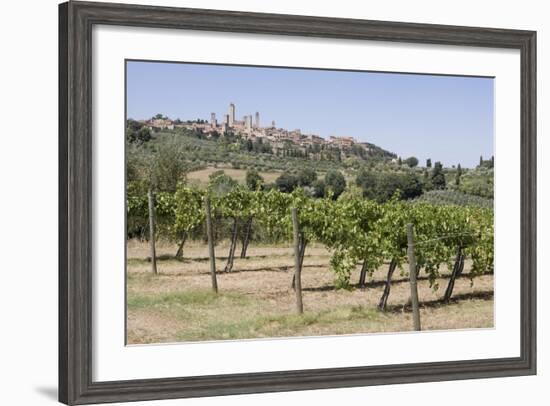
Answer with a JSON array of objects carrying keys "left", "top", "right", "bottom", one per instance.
[{"left": 59, "top": 1, "right": 536, "bottom": 404}]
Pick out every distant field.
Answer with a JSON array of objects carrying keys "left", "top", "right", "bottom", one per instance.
[
  {"left": 126, "top": 240, "right": 494, "bottom": 344},
  {"left": 414, "top": 189, "right": 493, "bottom": 208},
  {"left": 186, "top": 165, "right": 356, "bottom": 188},
  {"left": 187, "top": 166, "right": 283, "bottom": 187}
]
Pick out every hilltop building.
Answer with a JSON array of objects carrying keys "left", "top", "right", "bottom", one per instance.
[
  {"left": 329, "top": 136, "right": 356, "bottom": 148},
  {"left": 145, "top": 118, "right": 174, "bottom": 131},
  {"left": 228, "top": 103, "right": 235, "bottom": 127},
  {"left": 143, "top": 102, "right": 368, "bottom": 155}
]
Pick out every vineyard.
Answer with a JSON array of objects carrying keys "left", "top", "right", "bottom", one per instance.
[
  {"left": 127, "top": 183, "right": 494, "bottom": 343},
  {"left": 414, "top": 190, "right": 493, "bottom": 208}
]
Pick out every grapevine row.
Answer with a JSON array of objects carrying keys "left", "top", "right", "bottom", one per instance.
[{"left": 127, "top": 184, "right": 494, "bottom": 306}]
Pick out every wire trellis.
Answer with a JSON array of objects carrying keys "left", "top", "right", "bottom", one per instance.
[{"left": 413, "top": 231, "right": 480, "bottom": 246}]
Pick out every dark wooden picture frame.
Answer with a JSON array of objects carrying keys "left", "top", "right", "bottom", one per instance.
[{"left": 59, "top": 1, "right": 536, "bottom": 404}]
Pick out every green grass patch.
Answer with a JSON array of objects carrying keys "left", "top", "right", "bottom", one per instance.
[
  {"left": 127, "top": 289, "right": 249, "bottom": 311},
  {"left": 176, "top": 305, "right": 382, "bottom": 341}
]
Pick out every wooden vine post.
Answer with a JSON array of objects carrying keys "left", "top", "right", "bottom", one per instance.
[
  {"left": 147, "top": 187, "right": 158, "bottom": 275},
  {"left": 378, "top": 259, "right": 397, "bottom": 310},
  {"left": 406, "top": 223, "right": 421, "bottom": 331},
  {"left": 291, "top": 207, "right": 304, "bottom": 314},
  {"left": 205, "top": 197, "right": 218, "bottom": 293},
  {"left": 240, "top": 217, "right": 253, "bottom": 258},
  {"left": 443, "top": 246, "right": 465, "bottom": 303},
  {"left": 358, "top": 259, "right": 368, "bottom": 288},
  {"left": 224, "top": 218, "right": 239, "bottom": 273},
  {"left": 175, "top": 233, "right": 187, "bottom": 259}
]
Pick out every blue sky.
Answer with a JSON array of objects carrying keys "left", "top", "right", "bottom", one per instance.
[{"left": 127, "top": 60, "right": 494, "bottom": 168}]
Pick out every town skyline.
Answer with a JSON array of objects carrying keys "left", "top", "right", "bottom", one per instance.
[
  {"left": 137, "top": 101, "right": 367, "bottom": 156},
  {"left": 127, "top": 61, "right": 494, "bottom": 168}
]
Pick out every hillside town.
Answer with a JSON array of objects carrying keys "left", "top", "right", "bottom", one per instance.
[{"left": 141, "top": 102, "right": 371, "bottom": 153}]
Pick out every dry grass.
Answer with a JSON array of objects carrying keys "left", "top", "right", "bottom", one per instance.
[
  {"left": 186, "top": 166, "right": 282, "bottom": 187},
  {"left": 127, "top": 240, "right": 493, "bottom": 344}
]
